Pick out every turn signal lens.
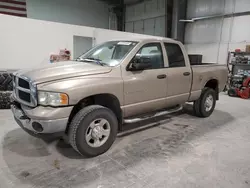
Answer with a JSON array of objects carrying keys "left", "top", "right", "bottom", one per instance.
[{"left": 60, "top": 93, "right": 69, "bottom": 105}]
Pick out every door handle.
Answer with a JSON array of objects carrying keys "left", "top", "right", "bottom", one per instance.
[
  {"left": 157, "top": 74, "right": 166, "bottom": 79},
  {"left": 183, "top": 72, "right": 190, "bottom": 76}
]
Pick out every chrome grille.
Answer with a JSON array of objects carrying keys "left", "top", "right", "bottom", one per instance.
[
  {"left": 18, "top": 90, "right": 31, "bottom": 103},
  {"left": 18, "top": 78, "right": 30, "bottom": 89},
  {"left": 13, "top": 74, "right": 37, "bottom": 107}
]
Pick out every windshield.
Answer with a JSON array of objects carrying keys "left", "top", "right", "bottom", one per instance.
[{"left": 77, "top": 41, "right": 138, "bottom": 66}]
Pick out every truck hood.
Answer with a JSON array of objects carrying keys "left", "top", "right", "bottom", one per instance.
[{"left": 16, "top": 61, "right": 112, "bottom": 84}]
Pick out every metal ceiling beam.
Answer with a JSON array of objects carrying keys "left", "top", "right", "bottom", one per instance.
[
  {"left": 124, "top": 0, "right": 143, "bottom": 5},
  {"left": 98, "top": 0, "right": 122, "bottom": 6},
  {"left": 179, "top": 11, "right": 250, "bottom": 22},
  {"left": 98, "top": 0, "right": 143, "bottom": 6}
]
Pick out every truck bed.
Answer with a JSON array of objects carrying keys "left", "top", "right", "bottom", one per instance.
[{"left": 189, "top": 63, "right": 228, "bottom": 101}]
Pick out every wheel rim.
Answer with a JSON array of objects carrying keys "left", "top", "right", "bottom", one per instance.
[
  {"left": 85, "top": 118, "right": 111, "bottom": 148},
  {"left": 205, "top": 94, "right": 213, "bottom": 112}
]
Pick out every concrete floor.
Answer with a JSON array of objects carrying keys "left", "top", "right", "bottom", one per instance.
[{"left": 0, "top": 94, "right": 250, "bottom": 188}]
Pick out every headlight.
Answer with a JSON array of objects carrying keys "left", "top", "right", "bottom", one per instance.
[{"left": 38, "top": 91, "right": 69, "bottom": 106}]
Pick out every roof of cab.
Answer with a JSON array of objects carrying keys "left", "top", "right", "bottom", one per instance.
[{"left": 109, "top": 37, "right": 177, "bottom": 43}]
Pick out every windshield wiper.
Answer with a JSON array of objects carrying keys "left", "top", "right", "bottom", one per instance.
[{"left": 75, "top": 57, "right": 105, "bottom": 66}]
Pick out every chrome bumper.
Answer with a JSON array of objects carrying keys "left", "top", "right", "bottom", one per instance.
[{"left": 11, "top": 103, "right": 72, "bottom": 134}]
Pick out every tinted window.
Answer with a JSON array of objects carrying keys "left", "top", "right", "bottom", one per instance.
[
  {"left": 164, "top": 43, "right": 185, "bottom": 67},
  {"left": 135, "top": 43, "right": 164, "bottom": 69}
]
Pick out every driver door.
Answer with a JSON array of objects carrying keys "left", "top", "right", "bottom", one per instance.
[{"left": 122, "top": 42, "right": 168, "bottom": 117}]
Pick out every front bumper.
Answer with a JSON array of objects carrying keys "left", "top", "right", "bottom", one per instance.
[{"left": 11, "top": 101, "right": 73, "bottom": 134}]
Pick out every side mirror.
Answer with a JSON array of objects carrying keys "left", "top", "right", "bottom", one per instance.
[{"left": 129, "top": 56, "right": 152, "bottom": 71}]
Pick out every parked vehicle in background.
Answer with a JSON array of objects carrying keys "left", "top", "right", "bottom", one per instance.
[{"left": 11, "top": 38, "right": 228, "bottom": 157}]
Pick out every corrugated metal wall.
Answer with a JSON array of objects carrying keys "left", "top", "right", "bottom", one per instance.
[
  {"left": 26, "top": 0, "right": 110, "bottom": 29},
  {"left": 125, "top": 0, "right": 166, "bottom": 36},
  {"left": 185, "top": 0, "right": 250, "bottom": 64}
]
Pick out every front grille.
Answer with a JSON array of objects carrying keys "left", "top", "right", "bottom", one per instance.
[
  {"left": 13, "top": 75, "right": 37, "bottom": 107},
  {"left": 18, "top": 78, "right": 30, "bottom": 89},
  {"left": 18, "top": 90, "right": 31, "bottom": 103}
]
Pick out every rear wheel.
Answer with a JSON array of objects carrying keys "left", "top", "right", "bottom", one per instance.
[
  {"left": 193, "top": 88, "right": 216, "bottom": 117},
  {"left": 68, "top": 105, "right": 118, "bottom": 157}
]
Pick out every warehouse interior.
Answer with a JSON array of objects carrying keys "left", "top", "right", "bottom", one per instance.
[{"left": 1, "top": 0, "right": 250, "bottom": 187}]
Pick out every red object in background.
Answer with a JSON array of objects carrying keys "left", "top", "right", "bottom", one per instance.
[
  {"left": 58, "top": 49, "right": 71, "bottom": 61},
  {"left": 236, "top": 77, "right": 250, "bottom": 99},
  {"left": 235, "top": 49, "right": 241, "bottom": 53},
  {"left": 59, "top": 49, "right": 71, "bottom": 57},
  {"left": 50, "top": 49, "right": 71, "bottom": 63}
]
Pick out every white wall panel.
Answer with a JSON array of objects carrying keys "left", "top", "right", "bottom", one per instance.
[
  {"left": 217, "top": 44, "right": 228, "bottom": 64},
  {"left": 184, "top": 23, "right": 194, "bottom": 44},
  {"left": 185, "top": 0, "right": 250, "bottom": 64},
  {"left": 185, "top": 15, "right": 250, "bottom": 44},
  {"left": 0, "top": 14, "right": 162, "bottom": 69},
  {"left": 187, "top": 0, "right": 250, "bottom": 19},
  {"left": 231, "top": 15, "right": 250, "bottom": 43},
  {"left": 220, "top": 17, "right": 232, "bottom": 43},
  {"left": 235, "top": 0, "right": 250, "bottom": 13},
  {"left": 185, "top": 44, "right": 219, "bottom": 63},
  {"left": 0, "top": 14, "right": 92, "bottom": 69},
  {"left": 187, "top": 0, "right": 224, "bottom": 19},
  {"left": 224, "top": 0, "right": 234, "bottom": 14},
  {"left": 185, "top": 18, "right": 223, "bottom": 44}
]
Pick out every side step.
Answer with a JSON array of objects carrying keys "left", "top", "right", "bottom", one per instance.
[{"left": 124, "top": 105, "right": 183, "bottom": 124}]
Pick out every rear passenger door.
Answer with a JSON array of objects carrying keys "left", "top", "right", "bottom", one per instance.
[{"left": 163, "top": 42, "right": 192, "bottom": 106}]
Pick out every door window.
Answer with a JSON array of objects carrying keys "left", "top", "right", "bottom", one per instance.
[
  {"left": 133, "top": 43, "right": 164, "bottom": 69},
  {"left": 164, "top": 43, "right": 185, "bottom": 68}
]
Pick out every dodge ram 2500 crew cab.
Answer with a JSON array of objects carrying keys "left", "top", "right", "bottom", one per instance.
[{"left": 11, "top": 38, "right": 228, "bottom": 157}]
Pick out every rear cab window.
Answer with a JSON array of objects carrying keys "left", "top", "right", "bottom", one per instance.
[{"left": 164, "top": 43, "right": 186, "bottom": 68}]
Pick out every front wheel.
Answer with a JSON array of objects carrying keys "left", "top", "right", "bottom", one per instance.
[
  {"left": 193, "top": 88, "right": 216, "bottom": 118},
  {"left": 68, "top": 105, "right": 118, "bottom": 157}
]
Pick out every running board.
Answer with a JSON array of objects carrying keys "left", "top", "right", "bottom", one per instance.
[{"left": 124, "top": 105, "right": 183, "bottom": 124}]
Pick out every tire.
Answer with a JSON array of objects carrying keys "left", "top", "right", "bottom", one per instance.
[
  {"left": 2, "top": 73, "right": 12, "bottom": 90},
  {"left": 0, "top": 73, "right": 5, "bottom": 91},
  {"left": 68, "top": 105, "right": 118, "bottom": 157},
  {"left": 0, "top": 72, "right": 13, "bottom": 91},
  {"left": 6, "top": 81, "right": 13, "bottom": 91},
  {"left": 193, "top": 88, "right": 216, "bottom": 118},
  {"left": 193, "top": 98, "right": 202, "bottom": 117},
  {"left": 0, "top": 74, "right": 4, "bottom": 85},
  {"left": 0, "top": 91, "right": 12, "bottom": 109}
]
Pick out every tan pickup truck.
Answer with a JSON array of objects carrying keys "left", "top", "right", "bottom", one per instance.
[{"left": 11, "top": 38, "right": 227, "bottom": 157}]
